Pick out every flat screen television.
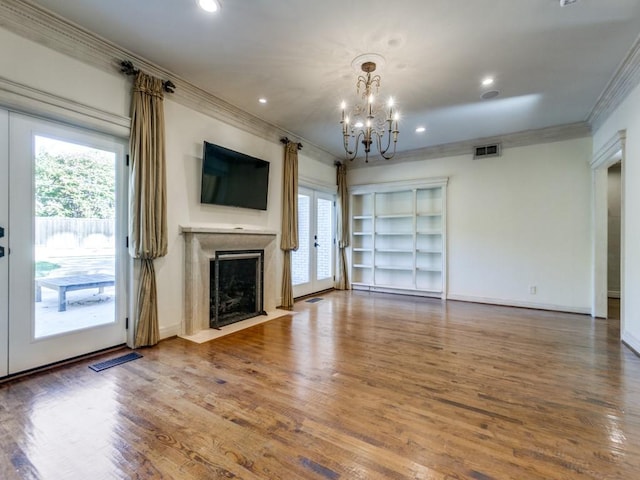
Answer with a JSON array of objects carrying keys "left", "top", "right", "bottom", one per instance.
[{"left": 200, "top": 141, "right": 270, "bottom": 210}]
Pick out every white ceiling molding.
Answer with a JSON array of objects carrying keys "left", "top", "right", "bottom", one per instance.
[
  {"left": 348, "top": 122, "right": 591, "bottom": 169},
  {"left": 0, "top": 76, "right": 130, "bottom": 137},
  {"left": 588, "top": 33, "right": 640, "bottom": 131},
  {"left": 0, "top": 0, "right": 338, "bottom": 165}
]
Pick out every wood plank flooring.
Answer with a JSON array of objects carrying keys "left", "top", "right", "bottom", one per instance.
[{"left": 1, "top": 292, "right": 640, "bottom": 479}]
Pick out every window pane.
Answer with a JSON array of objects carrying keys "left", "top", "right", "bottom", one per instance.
[
  {"left": 292, "top": 194, "right": 310, "bottom": 285},
  {"left": 316, "top": 197, "right": 333, "bottom": 280}
]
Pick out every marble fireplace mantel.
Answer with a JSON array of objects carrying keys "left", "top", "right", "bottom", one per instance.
[{"left": 181, "top": 226, "right": 278, "bottom": 336}]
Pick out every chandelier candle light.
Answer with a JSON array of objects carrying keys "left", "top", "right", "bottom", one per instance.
[{"left": 340, "top": 60, "right": 399, "bottom": 163}]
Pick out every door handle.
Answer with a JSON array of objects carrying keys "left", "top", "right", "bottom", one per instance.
[{"left": 314, "top": 242, "right": 320, "bottom": 248}]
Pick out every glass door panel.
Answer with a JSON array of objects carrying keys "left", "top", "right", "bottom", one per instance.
[
  {"left": 315, "top": 195, "right": 334, "bottom": 285},
  {"left": 34, "top": 135, "right": 117, "bottom": 337},
  {"left": 292, "top": 193, "right": 310, "bottom": 287}
]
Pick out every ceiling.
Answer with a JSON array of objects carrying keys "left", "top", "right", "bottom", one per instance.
[{"left": 27, "top": 0, "right": 640, "bottom": 160}]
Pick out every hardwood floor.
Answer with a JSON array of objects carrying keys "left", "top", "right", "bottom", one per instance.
[{"left": 2, "top": 291, "right": 640, "bottom": 479}]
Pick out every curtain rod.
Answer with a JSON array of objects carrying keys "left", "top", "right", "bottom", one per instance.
[
  {"left": 280, "top": 137, "right": 303, "bottom": 150},
  {"left": 120, "top": 60, "right": 176, "bottom": 93}
]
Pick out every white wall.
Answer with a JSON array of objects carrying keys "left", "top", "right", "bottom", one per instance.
[
  {"left": 0, "top": 27, "right": 129, "bottom": 124},
  {"left": 0, "top": 25, "right": 335, "bottom": 340},
  {"left": 593, "top": 81, "right": 640, "bottom": 352},
  {"left": 348, "top": 138, "right": 593, "bottom": 312},
  {"left": 159, "top": 100, "right": 334, "bottom": 336}
]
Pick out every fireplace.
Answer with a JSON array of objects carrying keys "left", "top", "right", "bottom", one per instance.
[
  {"left": 181, "top": 227, "right": 278, "bottom": 336},
  {"left": 210, "top": 250, "right": 265, "bottom": 328}
]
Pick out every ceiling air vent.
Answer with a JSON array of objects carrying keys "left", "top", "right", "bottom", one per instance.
[{"left": 473, "top": 143, "right": 501, "bottom": 159}]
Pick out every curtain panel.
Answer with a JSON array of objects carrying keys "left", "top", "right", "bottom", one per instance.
[
  {"left": 280, "top": 142, "right": 299, "bottom": 309},
  {"left": 336, "top": 163, "right": 350, "bottom": 290},
  {"left": 129, "top": 71, "right": 168, "bottom": 347}
]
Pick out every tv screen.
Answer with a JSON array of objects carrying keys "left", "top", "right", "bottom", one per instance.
[{"left": 200, "top": 141, "right": 270, "bottom": 210}]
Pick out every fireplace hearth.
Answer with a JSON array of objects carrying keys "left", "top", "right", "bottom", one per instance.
[{"left": 210, "top": 250, "right": 265, "bottom": 328}]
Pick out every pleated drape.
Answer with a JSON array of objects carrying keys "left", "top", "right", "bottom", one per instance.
[
  {"left": 280, "top": 142, "right": 299, "bottom": 309},
  {"left": 129, "top": 71, "right": 168, "bottom": 347},
  {"left": 335, "top": 163, "right": 350, "bottom": 290}
]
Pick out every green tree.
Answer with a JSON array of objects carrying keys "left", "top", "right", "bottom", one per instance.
[{"left": 35, "top": 150, "right": 115, "bottom": 219}]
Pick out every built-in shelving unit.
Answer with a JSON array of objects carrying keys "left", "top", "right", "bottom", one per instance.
[{"left": 350, "top": 178, "right": 448, "bottom": 298}]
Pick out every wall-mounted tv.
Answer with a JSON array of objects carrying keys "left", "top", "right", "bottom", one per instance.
[{"left": 200, "top": 141, "right": 270, "bottom": 211}]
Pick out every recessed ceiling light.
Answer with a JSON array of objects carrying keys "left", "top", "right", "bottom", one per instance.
[
  {"left": 415, "top": 126, "right": 426, "bottom": 133},
  {"left": 481, "top": 77, "right": 494, "bottom": 86},
  {"left": 198, "top": 0, "right": 220, "bottom": 13},
  {"left": 258, "top": 98, "right": 267, "bottom": 104},
  {"left": 481, "top": 90, "right": 500, "bottom": 100}
]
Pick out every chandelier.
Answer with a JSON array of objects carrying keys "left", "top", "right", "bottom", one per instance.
[{"left": 340, "top": 60, "right": 399, "bottom": 163}]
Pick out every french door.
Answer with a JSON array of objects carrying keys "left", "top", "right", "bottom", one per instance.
[
  {"left": 292, "top": 187, "right": 335, "bottom": 298},
  {"left": 0, "top": 111, "right": 128, "bottom": 376}
]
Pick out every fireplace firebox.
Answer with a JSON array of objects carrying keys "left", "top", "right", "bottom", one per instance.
[{"left": 210, "top": 250, "right": 265, "bottom": 328}]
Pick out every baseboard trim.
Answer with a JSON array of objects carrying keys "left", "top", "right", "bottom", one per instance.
[
  {"left": 622, "top": 331, "right": 640, "bottom": 357},
  {"left": 446, "top": 294, "right": 590, "bottom": 315},
  {"left": 160, "top": 323, "right": 181, "bottom": 340}
]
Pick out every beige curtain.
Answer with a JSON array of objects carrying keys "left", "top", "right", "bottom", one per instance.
[
  {"left": 336, "top": 162, "right": 350, "bottom": 290},
  {"left": 280, "top": 142, "right": 299, "bottom": 309},
  {"left": 129, "top": 71, "right": 168, "bottom": 347}
]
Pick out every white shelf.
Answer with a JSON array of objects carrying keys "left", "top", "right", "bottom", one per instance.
[
  {"left": 375, "top": 265, "right": 413, "bottom": 271},
  {"left": 350, "top": 180, "right": 448, "bottom": 298},
  {"left": 375, "top": 213, "right": 413, "bottom": 219}
]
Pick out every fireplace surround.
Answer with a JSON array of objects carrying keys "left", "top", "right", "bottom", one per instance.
[{"left": 181, "top": 227, "right": 278, "bottom": 336}]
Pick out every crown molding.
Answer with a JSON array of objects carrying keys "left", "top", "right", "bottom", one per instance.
[
  {"left": 348, "top": 122, "right": 591, "bottom": 169},
  {"left": 591, "top": 129, "right": 626, "bottom": 169},
  {"left": 588, "top": 33, "right": 640, "bottom": 131},
  {"left": 0, "top": 0, "right": 338, "bottom": 165}
]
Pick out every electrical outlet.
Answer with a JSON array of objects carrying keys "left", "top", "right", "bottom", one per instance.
[{"left": 529, "top": 286, "right": 537, "bottom": 295}]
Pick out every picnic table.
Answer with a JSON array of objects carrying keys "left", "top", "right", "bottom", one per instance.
[{"left": 36, "top": 274, "right": 115, "bottom": 312}]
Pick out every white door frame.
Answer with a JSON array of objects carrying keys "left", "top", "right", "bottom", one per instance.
[
  {"left": 0, "top": 109, "right": 9, "bottom": 377},
  {"left": 293, "top": 178, "right": 337, "bottom": 298},
  {"left": 591, "top": 130, "right": 625, "bottom": 326},
  {"left": 5, "top": 113, "right": 130, "bottom": 374}
]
